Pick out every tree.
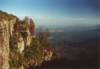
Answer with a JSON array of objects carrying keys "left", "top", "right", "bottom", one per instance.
[{"left": 29, "top": 18, "right": 35, "bottom": 35}]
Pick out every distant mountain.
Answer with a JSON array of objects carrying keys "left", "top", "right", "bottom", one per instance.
[
  {"left": 47, "top": 25, "right": 100, "bottom": 68},
  {"left": 50, "top": 25, "right": 100, "bottom": 44}
]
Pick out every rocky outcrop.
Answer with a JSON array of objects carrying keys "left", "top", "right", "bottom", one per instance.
[
  {"left": 44, "top": 49, "right": 53, "bottom": 61},
  {"left": 0, "top": 10, "right": 16, "bottom": 69},
  {"left": 0, "top": 10, "right": 53, "bottom": 69},
  {"left": 17, "top": 36, "right": 25, "bottom": 53}
]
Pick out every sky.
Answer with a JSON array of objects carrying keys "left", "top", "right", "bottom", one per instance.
[{"left": 0, "top": 0, "right": 99, "bottom": 27}]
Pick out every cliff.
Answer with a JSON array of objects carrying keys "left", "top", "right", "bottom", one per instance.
[
  {"left": 0, "top": 10, "right": 17, "bottom": 69},
  {"left": 0, "top": 10, "right": 53, "bottom": 69}
]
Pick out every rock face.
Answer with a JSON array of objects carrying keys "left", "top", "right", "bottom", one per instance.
[
  {"left": 0, "top": 21, "right": 10, "bottom": 69},
  {"left": 0, "top": 10, "right": 53, "bottom": 69},
  {"left": 17, "top": 36, "right": 25, "bottom": 53},
  {"left": 44, "top": 49, "right": 53, "bottom": 61},
  {"left": 0, "top": 10, "right": 16, "bottom": 69},
  {"left": 0, "top": 11, "right": 33, "bottom": 69}
]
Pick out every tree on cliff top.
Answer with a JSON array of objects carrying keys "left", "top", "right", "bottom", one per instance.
[{"left": 30, "top": 18, "right": 35, "bottom": 35}]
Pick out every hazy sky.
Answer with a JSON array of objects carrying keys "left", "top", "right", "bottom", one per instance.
[{"left": 0, "top": 0, "right": 99, "bottom": 26}]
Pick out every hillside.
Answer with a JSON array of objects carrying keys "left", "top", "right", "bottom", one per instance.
[
  {"left": 0, "top": 10, "right": 99, "bottom": 69},
  {"left": 39, "top": 37, "right": 100, "bottom": 68},
  {"left": 0, "top": 10, "right": 53, "bottom": 69}
]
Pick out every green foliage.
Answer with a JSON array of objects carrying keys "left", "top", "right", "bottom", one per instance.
[
  {"left": 9, "top": 37, "right": 17, "bottom": 50},
  {"left": 9, "top": 59, "right": 18, "bottom": 69},
  {"left": 23, "top": 38, "right": 43, "bottom": 63},
  {"left": 9, "top": 35, "right": 44, "bottom": 68}
]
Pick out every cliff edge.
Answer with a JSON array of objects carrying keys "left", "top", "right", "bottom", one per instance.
[{"left": 0, "top": 10, "right": 53, "bottom": 69}]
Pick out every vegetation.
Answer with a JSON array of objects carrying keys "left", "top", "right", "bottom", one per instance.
[
  {"left": 0, "top": 10, "right": 99, "bottom": 69},
  {"left": 0, "top": 11, "right": 51, "bottom": 69},
  {"left": 0, "top": 10, "right": 16, "bottom": 21},
  {"left": 7, "top": 14, "right": 53, "bottom": 68},
  {"left": 30, "top": 18, "right": 35, "bottom": 34}
]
